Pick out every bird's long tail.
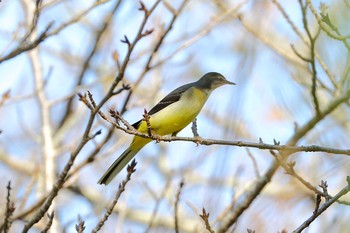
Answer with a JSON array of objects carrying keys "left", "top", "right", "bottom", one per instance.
[{"left": 98, "top": 138, "right": 149, "bottom": 185}]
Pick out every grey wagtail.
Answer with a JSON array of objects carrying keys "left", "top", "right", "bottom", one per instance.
[{"left": 98, "top": 72, "right": 235, "bottom": 185}]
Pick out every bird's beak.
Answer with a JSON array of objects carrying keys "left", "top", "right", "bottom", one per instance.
[{"left": 224, "top": 79, "right": 236, "bottom": 85}]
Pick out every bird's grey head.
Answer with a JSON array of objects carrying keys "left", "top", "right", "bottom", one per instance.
[{"left": 196, "top": 72, "right": 236, "bottom": 91}]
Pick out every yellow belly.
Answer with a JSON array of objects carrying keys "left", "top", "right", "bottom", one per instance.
[{"left": 137, "top": 87, "right": 209, "bottom": 136}]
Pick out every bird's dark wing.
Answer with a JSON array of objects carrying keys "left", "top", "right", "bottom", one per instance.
[
  {"left": 148, "top": 83, "right": 194, "bottom": 115},
  {"left": 131, "top": 82, "right": 194, "bottom": 129}
]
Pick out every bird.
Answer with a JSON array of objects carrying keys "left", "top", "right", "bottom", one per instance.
[{"left": 98, "top": 72, "right": 235, "bottom": 185}]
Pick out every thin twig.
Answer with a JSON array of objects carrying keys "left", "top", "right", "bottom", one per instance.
[
  {"left": 271, "top": 0, "right": 337, "bottom": 87},
  {"left": 217, "top": 87, "right": 350, "bottom": 232},
  {"left": 21, "top": 0, "right": 44, "bottom": 43},
  {"left": 22, "top": 4, "right": 59, "bottom": 227},
  {"left": 145, "top": 178, "right": 172, "bottom": 233},
  {"left": 306, "top": 0, "right": 350, "bottom": 43},
  {"left": 299, "top": 0, "right": 321, "bottom": 115},
  {"left": 292, "top": 177, "right": 350, "bottom": 233},
  {"left": 75, "top": 216, "right": 86, "bottom": 233},
  {"left": 151, "top": 0, "right": 246, "bottom": 69},
  {"left": 57, "top": 0, "right": 123, "bottom": 129},
  {"left": 66, "top": 126, "right": 115, "bottom": 180},
  {"left": 270, "top": 150, "right": 350, "bottom": 205},
  {"left": 290, "top": 44, "right": 311, "bottom": 62},
  {"left": 92, "top": 160, "right": 137, "bottom": 233},
  {"left": 18, "top": 175, "right": 37, "bottom": 211},
  {"left": 21, "top": 1, "right": 160, "bottom": 231},
  {"left": 0, "top": 0, "right": 114, "bottom": 64},
  {"left": 1, "top": 182, "right": 15, "bottom": 233},
  {"left": 143, "top": 109, "right": 153, "bottom": 137},
  {"left": 41, "top": 212, "right": 54, "bottom": 233},
  {"left": 199, "top": 208, "right": 215, "bottom": 233},
  {"left": 120, "top": 0, "right": 189, "bottom": 114},
  {"left": 174, "top": 179, "right": 185, "bottom": 233},
  {"left": 12, "top": 195, "right": 46, "bottom": 220},
  {"left": 217, "top": 162, "right": 279, "bottom": 233},
  {"left": 246, "top": 148, "right": 260, "bottom": 178},
  {"left": 313, "top": 194, "right": 321, "bottom": 214},
  {"left": 0, "top": 23, "right": 53, "bottom": 64},
  {"left": 319, "top": 180, "right": 330, "bottom": 201}
]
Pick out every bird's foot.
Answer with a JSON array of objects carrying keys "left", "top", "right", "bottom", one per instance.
[
  {"left": 154, "top": 134, "right": 162, "bottom": 143},
  {"left": 193, "top": 136, "right": 203, "bottom": 146}
]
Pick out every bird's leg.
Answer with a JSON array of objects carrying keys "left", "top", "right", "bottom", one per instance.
[
  {"left": 191, "top": 118, "right": 202, "bottom": 146},
  {"left": 154, "top": 134, "right": 162, "bottom": 143},
  {"left": 191, "top": 118, "right": 199, "bottom": 137},
  {"left": 171, "top": 131, "right": 180, "bottom": 137}
]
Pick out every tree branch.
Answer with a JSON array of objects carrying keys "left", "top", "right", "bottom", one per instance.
[
  {"left": 293, "top": 177, "right": 350, "bottom": 233},
  {"left": 21, "top": 1, "right": 160, "bottom": 231},
  {"left": 92, "top": 160, "right": 137, "bottom": 233}
]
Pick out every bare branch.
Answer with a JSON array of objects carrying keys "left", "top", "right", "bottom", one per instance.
[
  {"left": 293, "top": 177, "right": 350, "bottom": 233},
  {"left": 271, "top": 0, "right": 337, "bottom": 87},
  {"left": 319, "top": 180, "right": 330, "bottom": 201},
  {"left": 0, "top": 0, "right": 113, "bottom": 64},
  {"left": 87, "top": 91, "right": 97, "bottom": 109},
  {"left": 99, "top": 109, "right": 350, "bottom": 157},
  {"left": 92, "top": 160, "right": 137, "bottom": 233},
  {"left": 217, "top": 87, "right": 350, "bottom": 232},
  {"left": 75, "top": 217, "right": 86, "bottom": 233},
  {"left": 151, "top": 0, "right": 246, "bottom": 69},
  {"left": 174, "top": 179, "right": 184, "bottom": 233},
  {"left": 57, "top": 0, "right": 123, "bottom": 129},
  {"left": 3, "top": 1, "right": 350, "bottom": 232},
  {"left": 199, "top": 208, "right": 215, "bottom": 233},
  {"left": 41, "top": 212, "right": 55, "bottom": 233},
  {"left": 246, "top": 148, "right": 260, "bottom": 178},
  {"left": 299, "top": 0, "right": 321, "bottom": 115},
  {"left": 217, "top": 162, "right": 279, "bottom": 233},
  {"left": 313, "top": 194, "right": 321, "bottom": 214},
  {"left": 12, "top": 196, "right": 46, "bottom": 220},
  {"left": 144, "top": 178, "right": 172, "bottom": 232},
  {"left": 120, "top": 35, "right": 131, "bottom": 47},
  {"left": 290, "top": 44, "right": 311, "bottom": 62},
  {"left": 0, "top": 182, "right": 15, "bottom": 233},
  {"left": 120, "top": 0, "right": 189, "bottom": 114},
  {"left": 0, "top": 23, "right": 53, "bottom": 64},
  {"left": 112, "top": 84, "right": 131, "bottom": 96},
  {"left": 21, "top": 0, "right": 162, "bottom": 221},
  {"left": 306, "top": 0, "right": 350, "bottom": 44},
  {"left": 78, "top": 93, "right": 93, "bottom": 111},
  {"left": 270, "top": 150, "right": 343, "bottom": 202},
  {"left": 143, "top": 109, "right": 153, "bottom": 137}
]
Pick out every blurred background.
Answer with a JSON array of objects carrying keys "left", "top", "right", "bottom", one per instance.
[{"left": 0, "top": 0, "right": 350, "bottom": 232}]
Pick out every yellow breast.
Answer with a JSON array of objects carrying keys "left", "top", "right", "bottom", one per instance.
[{"left": 137, "top": 87, "right": 209, "bottom": 136}]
